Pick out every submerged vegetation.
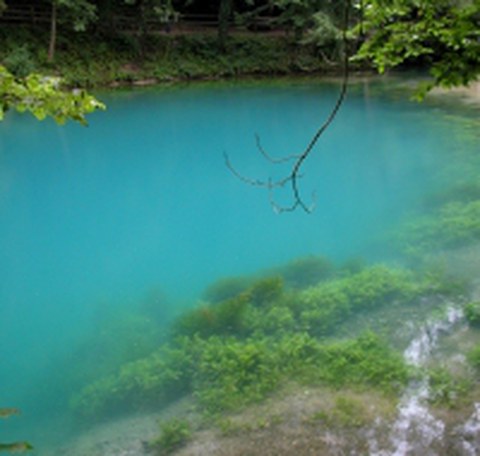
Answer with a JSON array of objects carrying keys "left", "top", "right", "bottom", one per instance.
[
  {"left": 70, "top": 261, "right": 465, "bottom": 423},
  {"left": 150, "top": 418, "right": 192, "bottom": 455},
  {"left": 59, "top": 245, "right": 480, "bottom": 455},
  {"left": 465, "top": 301, "right": 480, "bottom": 328},
  {"left": 389, "top": 112, "right": 480, "bottom": 263},
  {"left": 397, "top": 201, "right": 480, "bottom": 257}
]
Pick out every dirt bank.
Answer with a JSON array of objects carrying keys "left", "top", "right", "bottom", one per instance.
[{"left": 430, "top": 80, "right": 480, "bottom": 106}]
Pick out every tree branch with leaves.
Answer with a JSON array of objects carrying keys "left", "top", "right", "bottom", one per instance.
[
  {"left": 355, "top": 0, "right": 480, "bottom": 98},
  {"left": 0, "top": 65, "right": 105, "bottom": 124}
]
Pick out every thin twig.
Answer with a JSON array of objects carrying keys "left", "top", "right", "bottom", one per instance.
[
  {"left": 223, "top": 151, "right": 292, "bottom": 188},
  {"left": 255, "top": 134, "right": 301, "bottom": 164}
]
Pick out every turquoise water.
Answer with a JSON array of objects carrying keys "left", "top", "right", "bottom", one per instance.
[{"left": 0, "top": 77, "right": 478, "bottom": 447}]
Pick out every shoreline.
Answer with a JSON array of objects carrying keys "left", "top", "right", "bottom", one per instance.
[
  {"left": 430, "top": 80, "right": 480, "bottom": 106},
  {"left": 97, "top": 72, "right": 480, "bottom": 110}
]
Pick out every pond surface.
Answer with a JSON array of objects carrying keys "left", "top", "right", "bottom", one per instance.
[{"left": 0, "top": 76, "right": 479, "bottom": 450}]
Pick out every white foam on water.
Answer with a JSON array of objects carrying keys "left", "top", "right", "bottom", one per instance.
[
  {"left": 369, "top": 306, "right": 464, "bottom": 455},
  {"left": 404, "top": 307, "right": 464, "bottom": 367},
  {"left": 456, "top": 403, "right": 480, "bottom": 455},
  {"left": 385, "top": 380, "right": 444, "bottom": 456}
]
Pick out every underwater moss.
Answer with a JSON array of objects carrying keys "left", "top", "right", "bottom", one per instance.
[
  {"left": 246, "top": 304, "right": 297, "bottom": 336},
  {"left": 202, "top": 276, "right": 252, "bottom": 304},
  {"left": 248, "top": 276, "right": 284, "bottom": 307},
  {"left": 339, "top": 257, "right": 366, "bottom": 276},
  {"left": 341, "top": 265, "right": 418, "bottom": 310},
  {"left": 72, "top": 331, "right": 408, "bottom": 418},
  {"left": 309, "top": 396, "right": 370, "bottom": 428},
  {"left": 71, "top": 263, "right": 457, "bottom": 420},
  {"left": 151, "top": 418, "right": 192, "bottom": 455},
  {"left": 397, "top": 200, "right": 480, "bottom": 256},
  {"left": 173, "top": 276, "right": 285, "bottom": 339},
  {"left": 427, "top": 367, "right": 472, "bottom": 408},
  {"left": 467, "top": 344, "right": 480, "bottom": 370},
  {"left": 193, "top": 336, "right": 283, "bottom": 414},
  {"left": 172, "top": 293, "right": 251, "bottom": 339},
  {"left": 422, "top": 181, "right": 480, "bottom": 210},
  {"left": 298, "top": 281, "right": 351, "bottom": 336},
  {"left": 275, "top": 255, "right": 335, "bottom": 289},
  {"left": 65, "top": 307, "right": 167, "bottom": 393},
  {"left": 312, "top": 332, "right": 409, "bottom": 393},
  {"left": 193, "top": 332, "right": 408, "bottom": 414},
  {"left": 70, "top": 341, "right": 194, "bottom": 418},
  {"left": 465, "top": 301, "right": 480, "bottom": 327},
  {"left": 297, "top": 265, "right": 426, "bottom": 337}
]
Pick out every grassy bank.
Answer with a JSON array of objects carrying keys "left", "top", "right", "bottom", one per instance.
[{"left": 0, "top": 26, "right": 348, "bottom": 88}]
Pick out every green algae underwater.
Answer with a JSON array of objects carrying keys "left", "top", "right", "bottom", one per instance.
[{"left": 1, "top": 76, "right": 480, "bottom": 455}]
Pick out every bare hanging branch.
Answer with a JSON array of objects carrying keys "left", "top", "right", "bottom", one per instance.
[{"left": 224, "top": 2, "right": 350, "bottom": 214}]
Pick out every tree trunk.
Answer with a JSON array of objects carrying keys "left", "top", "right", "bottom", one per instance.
[
  {"left": 138, "top": 0, "right": 148, "bottom": 59},
  {"left": 218, "top": 0, "right": 233, "bottom": 52},
  {"left": 48, "top": 1, "right": 57, "bottom": 62}
]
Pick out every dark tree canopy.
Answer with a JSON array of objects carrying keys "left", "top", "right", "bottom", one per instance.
[
  {"left": 1, "top": 0, "right": 479, "bottom": 90},
  {"left": 184, "top": 0, "right": 480, "bottom": 90}
]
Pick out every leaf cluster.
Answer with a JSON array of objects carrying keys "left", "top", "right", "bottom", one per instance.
[
  {"left": 356, "top": 0, "right": 480, "bottom": 96},
  {"left": 0, "top": 65, "right": 105, "bottom": 124},
  {"left": 55, "top": 0, "right": 98, "bottom": 32}
]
